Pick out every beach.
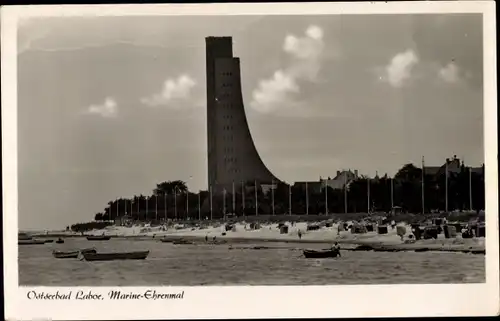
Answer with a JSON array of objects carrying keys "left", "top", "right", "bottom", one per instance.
[{"left": 33, "top": 220, "right": 486, "bottom": 253}]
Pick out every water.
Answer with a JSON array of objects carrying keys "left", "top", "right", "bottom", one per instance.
[{"left": 19, "top": 238, "right": 485, "bottom": 286}]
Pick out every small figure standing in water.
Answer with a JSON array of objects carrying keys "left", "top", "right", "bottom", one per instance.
[
  {"left": 205, "top": 235, "right": 208, "bottom": 242},
  {"left": 298, "top": 230, "right": 302, "bottom": 239},
  {"left": 331, "top": 242, "right": 341, "bottom": 257}
]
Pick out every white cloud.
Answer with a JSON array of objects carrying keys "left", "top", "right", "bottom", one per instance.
[
  {"left": 250, "top": 71, "right": 300, "bottom": 113},
  {"left": 438, "top": 62, "right": 460, "bottom": 83},
  {"left": 383, "top": 49, "right": 419, "bottom": 87},
  {"left": 141, "top": 75, "right": 196, "bottom": 107},
  {"left": 251, "top": 25, "right": 325, "bottom": 114},
  {"left": 85, "top": 97, "right": 118, "bottom": 118}
]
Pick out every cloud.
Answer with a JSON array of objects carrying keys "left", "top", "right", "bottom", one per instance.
[
  {"left": 141, "top": 75, "right": 196, "bottom": 107},
  {"left": 382, "top": 49, "right": 419, "bottom": 88},
  {"left": 438, "top": 62, "right": 460, "bottom": 83},
  {"left": 85, "top": 97, "right": 118, "bottom": 118},
  {"left": 250, "top": 25, "right": 325, "bottom": 114},
  {"left": 250, "top": 71, "right": 300, "bottom": 113}
]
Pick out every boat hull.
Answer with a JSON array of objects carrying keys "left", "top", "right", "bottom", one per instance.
[
  {"left": 172, "top": 240, "right": 194, "bottom": 245},
  {"left": 53, "top": 248, "right": 97, "bottom": 259},
  {"left": 18, "top": 240, "right": 46, "bottom": 245},
  {"left": 303, "top": 249, "right": 339, "bottom": 258},
  {"left": 82, "top": 251, "right": 150, "bottom": 261},
  {"left": 86, "top": 236, "right": 111, "bottom": 241}
]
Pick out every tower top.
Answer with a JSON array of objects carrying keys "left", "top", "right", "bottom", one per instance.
[{"left": 205, "top": 36, "right": 233, "bottom": 42}]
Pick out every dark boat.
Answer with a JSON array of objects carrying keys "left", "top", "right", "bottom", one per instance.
[
  {"left": 81, "top": 251, "right": 150, "bottom": 261},
  {"left": 53, "top": 248, "right": 97, "bottom": 259},
  {"left": 18, "top": 240, "right": 46, "bottom": 245},
  {"left": 86, "top": 235, "right": 111, "bottom": 241},
  {"left": 172, "top": 239, "right": 194, "bottom": 245},
  {"left": 56, "top": 238, "right": 64, "bottom": 244},
  {"left": 303, "top": 249, "right": 340, "bottom": 258},
  {"left": 160, "top": 238, "right": 174, "bottom": 243}
]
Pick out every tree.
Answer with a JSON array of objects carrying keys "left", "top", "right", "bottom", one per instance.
[
  {"left": 154, "top": 180, "right": 188, "bottom": 195},
  {"left": 94, "top": 213, "right": 103, "bottom": 221}
]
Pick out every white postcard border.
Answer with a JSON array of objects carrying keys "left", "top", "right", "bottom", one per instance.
[{"left": 2, "top": 2, "right": 498, "bottom": 320}]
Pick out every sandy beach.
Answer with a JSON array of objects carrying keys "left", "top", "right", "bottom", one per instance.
[{"left": 37, "top": 220, "right": 485, "bottom": 253}]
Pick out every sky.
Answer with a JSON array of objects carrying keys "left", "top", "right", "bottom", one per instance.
[{"left": 17, "top": 14, "right": 484, "bottom": 230}]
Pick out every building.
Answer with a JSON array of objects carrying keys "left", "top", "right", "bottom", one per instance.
[
  {"left": 206, "top": 37, "right": 280, "bottom": 192},
  {"left": 293, "top": 170, "right": 359, "bottom": 193},
  {"left": 424, "top": 155, "right": 484, "bottom": 176},
  {"left": 322, "top": 170, "right": 359, "bottom": 190}
]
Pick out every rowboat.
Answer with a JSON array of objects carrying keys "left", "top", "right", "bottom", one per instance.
[
  {"left": 86, "top": 235, "right": 111, "bottom": 241},
  {"left": 160, "top": 238, "right": 174, "bottom": 243},
  {"left": 172, "top": 240, "right": 194, "bottom": 245},
  {"left": 18, "top": 240, "right": 46, "bottom": 245},
  {"left": 55, "top": 238, "right": 64, "bottom": 244},
  {"left": 53, "top": 248, "right": 97, "bottom": 259},
  {"left": 303, "top": 249, "right": 340, "bottom": 258},
  {"left": 80, "top": 251, "right": 150, "bottom": 261}
]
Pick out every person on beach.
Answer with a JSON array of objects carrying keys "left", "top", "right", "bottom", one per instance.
[
  {"left": 205, "top": 235, "right": 208, "bottom": 242},
  {"left": 298, "top": 230, "right": 302, "bottom": 239},
  {"left": 332, "top": 242, "right": 341, "bottom": 257}
]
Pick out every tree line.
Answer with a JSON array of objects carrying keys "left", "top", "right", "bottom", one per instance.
[{"left": 93, "top": 163, "right": 485, "bottom": 222}]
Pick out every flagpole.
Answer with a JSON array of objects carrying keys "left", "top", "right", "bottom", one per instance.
[
  {"left": 223, "top": 188, "right": 227, "bottom": 220},
  {"left": 367, "top": 179, "right": 370, "bottom": 213},
  {"left": 445, "top": 159, "right": 449, "bottom": 213},
  {"left": 232, "top": 181, "right": 235, "bottom": 215},
  {"left": 325, "top": 179, "right": 328, "bottom": 215},
  {"left": 241, "top": 181, "right": 245, "bottom": 217},
  {"left": 198, "top": 192, "right": 201, "bottom": 221},
  {"left": 174, "top": 189, "right": 177, "bottom": 220},
  {"left": 164, "top": 193, "right": 167, "bottom": 221},
  {"left": 469, "top": 167, "right": 473, "bottom": 211},
  {"left": 289, "top": 183, "right": 292, "bottom": 215},
  {"left": 254, "top": 180, "right": 258, "bottom": 216},
  {"left": 209, "top": 185, "right": 213, "bottom": 221},
  {"left": 306, "top": 181, "right": 309, "bottom": 215},
  {"left": 344, "top": 173, "right": 348, "bottom": 214},
  {"left": 186, "top": 190, "right": 189, "bottom": 219},
  {"left": 391, "top": 177, "right": 394, "bottom": 209},
  {"left": 272, "top": 179, "right": 275, "bottom": 215},
  {"left": 422, "top": 156, "right": 425, "bottom": 214}
]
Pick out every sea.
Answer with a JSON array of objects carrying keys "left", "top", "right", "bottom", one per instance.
[{"left": 19, "top": 238, "right": 485, "bottom": 285}]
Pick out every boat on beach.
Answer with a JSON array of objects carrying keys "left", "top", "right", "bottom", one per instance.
[
  {"left": 303, "top": 249, "right": 340, "bottom": 258},
  {"left": 53, "top": 248, "right": 97, "bottom": 259},
  {"left": 80, "top": 250, "right": 150, "bottom": 261},
  {"left": 86, "top": 235, "right": 111, "bottom": 241}
]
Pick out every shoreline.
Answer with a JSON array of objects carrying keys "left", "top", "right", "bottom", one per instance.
[{"left": 31, "top": 233, "right": 485, "bottom": 255}]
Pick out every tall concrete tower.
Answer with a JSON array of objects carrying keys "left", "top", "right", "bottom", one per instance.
[{"left": 206, "top": 36, "right": 279, "bottom": 192}]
